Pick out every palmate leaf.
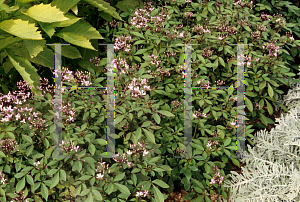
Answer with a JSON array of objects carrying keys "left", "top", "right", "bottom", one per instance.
[
  {"left": 82, "top": 0, "right": 124, "bottom": 22},
  {"left": 0, "top": 19, "right": 43, "bottom": 40},
  {"left": 21, "top": 3, "right": 69, "bottom": 23},
  {"left": 50, "top": 0, "right": 81, "bottom": 13},
  {"left": 5, "top": 48, "right": 42, "bottom": 96}
]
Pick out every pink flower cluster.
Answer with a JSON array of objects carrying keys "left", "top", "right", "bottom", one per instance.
[
  {"left": 136, "top": 189, "right": 149, "bottom": 197},
  {"left": 61, "top": 139, "right": 81, "bottom": 153},
  {"left": 210, "top": 166, "right": 225, "bottom": 185},
  {"left": 207, "top": 139, "right": 219, "bottom": 150},
  {"left": 114, "top": 35, "right": 133, "bottom": 53},
  {"left": 0, "top": 139, "right": 19, "bottom": 156},
  {"left": 10, "top": 190, "right": 29, "bottom": 202},
  {"left": 96, "top": 161, "right": 111, "bottom": 180}
]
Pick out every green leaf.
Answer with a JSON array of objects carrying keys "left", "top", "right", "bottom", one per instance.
[
  {"left": 0, "top": 151, "right": 5, "bottom": 158},
  {"left": 82, "top": 0, "right": 124, "bottom": 21},
  {"left": 243, "top": 25, "right": 251, "bottom": 32},
  {"left": 142, "top": 128, "right": 156, "bottom": 144},
  {"left": 152, "top": 112, "right": 161, "bottom": 124},
  {"left": 245, "top": 96, "right": 253, "bottom": 113},
  {"left": 0, "top": 36, "right": 22, "bottom": 52},
  {"left": 224, "top": 138, "right": 231, "bottom": 147},
  {"left": 55, "top": 32, "right": 96, "bottom": 51},
  {"left": 6, "top": 49, "right": 42, "bottom": 96},
  {"left": 22, "top": 134, "right": 33, "bottom": 144},
  {"left": 267, "top": 83, "right": 274, "bottom": 99},
  {"left": 115, "top": 115, "right": 124, "bottom": 125},
  {"left": 59, "top": 169, "right": 66, "bottom": 181},
  {"left": 260, "top": 113, "right": 268, "bottom": 126},
  {"left": 80, "top": 188, "right": 90, "bottom": 196},
  {"left": 259, "top": 80, "right": 266, "bottom": 90},
  {"left": 23, "top": 39, "right": 46, "bottom": 58},
  {"left": 78, "top": 175, "right": 92, "bottom": 181},
  {"left": 115, "top": 0, "right": 141, "bottom": 14},
  {"left": 86, "top": 192, "right": 93, "bottom": 202},
  {"left": 88, "top": 143, "right": 95, "bottom": 155},
  {"left": 38, "top": 22, "right": 55, "bottom": 38},
  {"left": 152, "top": 179, "right": 169, "bottom": 188},
  {"left": 57, "top": 19, "right": 103, "bottom": 40},
  {"left": 50, "top": 172, "right": 59, "bottom": 189},
  {"left": 0, "top": 19, "right": 43, "bottom": 40},
  {"left": 114, "top": 183, "right": 130, "bottom": 195},
  {"left": 22, "top": 3, "right": 70, "bottom": 23},
  {"left": 141, "top": 121, "right": 151, "bottom": 128},
  {"left": 26, "top": 175, "right": 34, "bottom": 185},
  {"left": 153, "top": 185, "right": 164, "bottom": 202},
  {"left": 231, "top": 158, "right": 240, "bottom": 167},
  {"left": 157, "top": 110, "right": 175, "bottom": 117},
  {"left": 107, "top": 183, "right": 114, "bottom": 194},
  {"left": 92, "top": 189, "right": 102, "bottom": 200},
  {"left": 134, "top": 49, "right": 148, "bottom": 55},
  {"left": 50, "top": 0, "right": 81, "bottom": 13},
  {"left": 265, "top": 100, "right": 273, "bottom": 115},
  {"left": 74, "top": 185, "right": 81, "bottom": 197},
  {"left": 114, "top": 172, "right": 125, "bottom": 182},
  {"left": 49, "top": 13, "right": 81, "bottom": 28},
  {"left": 47, "top": 169, "right": 58, "bottom": 176},
  {"left": 259, "top": 99, "right": 264, "bottom": 110},
  {"left": 131, "top": 31, "right": 146, "bottom": 39},
  {"left": 218, "top": 57, "right": 225, "bottom": 67},
  {"left": 45, "top": 146, "right": 55, "bottom": 157},
  {"left": 16, "top": 177, "right": 25, "bottom": 192}
]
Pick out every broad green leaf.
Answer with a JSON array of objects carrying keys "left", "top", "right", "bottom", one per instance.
[
  {"left": 130, "top": 31, "right": 145, "bottom": 39},
  {"left": 153, "top": 112, "right": 161, "bottom": 124},
  {"left": 38, "top": 22, "right": 55, "bottom": 38},
  {"left": 22, "top": 3, "right": 69, "bottom": 23},
  {"left": 134, "top": 49, "right": 148, "bottom": 55},
  {"left": 57, "top": 19, "right": 103, "bottom": 40},
  {"left": 80, "top": 188, "right": 90, "bottom": 196},
  {"left": 29, "top": 46, "right": 54, "bottom": 69},
  {"left": 41, "top": 183, "right": 48, "bottom": 201},
  {"left": 50, "top": 0, "right": 81, "bottom": 13},
  {"left": 88, "top": 143, "right": 95, "bottom": 155},
  {"left": 142, "top": 128, "right": 156, "bottom": 144},
  {"left": 157, "top": 110, "right": 175, "bottom": 117},
  {"left": 260, "top": 113, "right": 268, "bottom": 126},
  {"left": 55, "top": 32, "right": 96, "bottom": 50},
  {"left": 82, "top": 0, "right": 124, "bottom": 21},
  {"left": 0, "top": 151, "right": 5, "bottom": 158},
  {"left": 45, "top": 146, "right": 55, "bottom": 157},
  {"left": 115, "top": 115, "right": 124, "bottom": 125},
  {"left": 259, "top": 80, "right": 266, "bottom": 90},
  {"left": 50, "top": 13, "right": 81, "bottom": 27},
  {"left": 267, "top": 83, "right": 274, "bottom": 98},
  {"left": 231, "top": 158, "right": 240, "bottom": 167},
  {"left": 153, "top": 185, "right": 164, "bottom": 202},
  {"left": 86, "top": 192, "right": 93, "bottom": 202},
  {"left": 60, "top": 169, "right": 66, "bottom": 181},
  {"left": 141, "top": 121, "right": 151, "bottom": 128},
  {"left": 0, "top": 19, "right": 43, "bottom": 40},
  {"left": 50, "top": 172, "right": 59, "bottom": 189},
  {"left": 47, "top": 169, "right": 58, "bottom": 175},
  {"left": 78, "top": 175, "right": 92, "bottom": 181},
  {"left": 266, "top": 100, "right": 273, "bottom": 115},
  {"left": 26, "top": 175, "right": 34, "bottom": 185},
  {"left": 259, "top": 99, "right": 264, "bottom": 110},
  {"left": 92, "top": 189, "right": 102, "bottom": 200},
  {"left": 6, "top": 49, "right": 42, "bottom": 96},
  {"left": 152, "top": 179, "right": 169, "bottom": 188},
  {"left": 22, "top": 134, "right": 33, "bottom": 144},
  {"left": 74, "top": 185, "right": 81, "bottom": 196},
  {"left": 0, "top": 36, "right": 22, "bottom": 52},
  {"left": 218, "top": 57, "right": 225, "bottom": 67},
  {"left": 56, "top": 45, "right": 82, "bottom": 59},
  {"left": 16, "top": 177, "right": 26, "bottom": 193},
  {"left": 243, "top": 25, "right": 251, "bottom": 32},
  {"left": 107, "top": 183, "right": 114, "bottom": 194},
  {"left": 135, "top": 127, "right": 142, "bottom": 142},
  {"left": 224, "top": 138, "right": 231, "bottom": 147},
  {"left": 245, "top": 96, "right": 253, "bottom": 113},
  {"left": 114, "top": 172, "right": 125, "bottom": 182},
  {"left": 114, "top": 183, "right": 130, "bottom": 195},
  {"left": 23, "top": 39, "right": 46, "bottom": 58}
]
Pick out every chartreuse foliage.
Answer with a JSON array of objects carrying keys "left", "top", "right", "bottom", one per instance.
[{"left": 0, "top": 0, "right": 124, "bottom": 97}]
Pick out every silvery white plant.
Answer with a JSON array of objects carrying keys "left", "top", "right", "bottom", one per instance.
[{"left": 222, "top": 66, "right": 300, "bottom": 202}]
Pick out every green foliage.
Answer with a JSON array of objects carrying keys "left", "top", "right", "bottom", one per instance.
[{"left": 0, "top": 0, "right": 300, "bottom": 201}]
